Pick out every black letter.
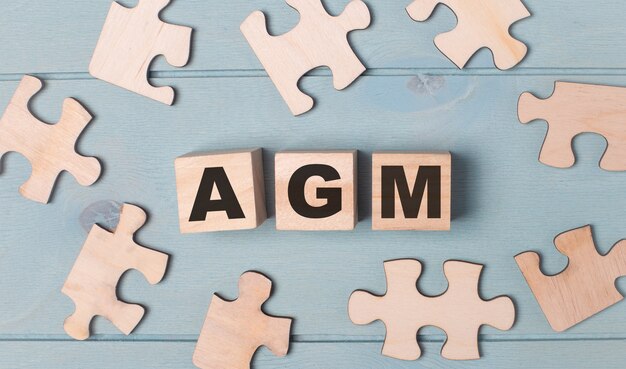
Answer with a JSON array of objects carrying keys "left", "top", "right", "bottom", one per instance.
[
  {"left": 381, "top": 166, "right": 441, "bottom": 219},
  {"left": 288, "top": 164, "right": 342, "bottom": 218},
  {"left": 189, "top": 167, "right": 245, "bottom": 221}
]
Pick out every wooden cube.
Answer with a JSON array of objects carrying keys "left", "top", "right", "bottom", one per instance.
[
  {"left": 175, "top": 149, "right": 266, "bottom": 233},
  {"left": 275, "top": 151, "right": 357, "bottom": 231},
  {"left": 372, "top": 152, "right": 451, "bottom": 231}
]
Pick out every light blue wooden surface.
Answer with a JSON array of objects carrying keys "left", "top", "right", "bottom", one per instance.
[{"left": 1, "top": 0, "right": 626, "bottom": 368}]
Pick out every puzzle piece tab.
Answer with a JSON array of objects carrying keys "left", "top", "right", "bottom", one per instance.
[
  {"left": 193, "top": 272, "right": 292, "bottom": 369},
  {"left": 0, "top": 75, "right": 101, "bottom": 204},
  {"left": 515, "top": 225, "right": 626, "bottom": 331},
  {"left": 89, "top": 0, "right": 193, "bottom": 105},
  {"left": 62, "top": 204, "right": 169, "bottom": 340},
  {"left": 349, "top": 259, "right": 515, "bottom": 360},
  {"left": 406, "top": 0, "right": 530, "bottom": 70},
  {"left": 241, "top": 0, "right": 371, "bottom": 115},
  {"left": 519, "top": 82, "right": 626, "bottom": 171}
]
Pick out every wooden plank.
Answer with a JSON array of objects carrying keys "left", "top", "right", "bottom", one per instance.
[
  {"left": 1, "top": 75, "right": 626, "bottom": 339},
  {"left": 0, "top": 340, "right": 625, "bottom": 368},
  {"left": 2, "top": 0, "right": 626, "bottom": 74}
]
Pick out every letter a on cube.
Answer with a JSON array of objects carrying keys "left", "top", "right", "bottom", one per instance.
[
  {"left": 275, "top": 151, "right": 357, "bottom": 231},
  {"left": 175, "top": 149, "right": 266, "bottom": 233},
  {"left": 372, "top": 152, "right": 451, "bottom": 231}
]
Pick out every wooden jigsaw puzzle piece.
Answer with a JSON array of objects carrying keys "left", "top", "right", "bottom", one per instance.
[
  {"left": 63, "top": 272, "right": 146, "bottom": 341},
  {"left": 62, "top": 204, "right": 169, "bottom": 340},
  {"left": 240, "top": 0, "right": 370, "bottom": 116},
  {"left": 234, "top": 272, "right": 292, "bottom": 358},
  {"left": 108, "top": 204, "right": 169, "bottom": 285},
  {"left": 193, "top": 272, "right": 292, "bottom": 369},
  {"left": 515, "top": 225, "right": 626, "bottom": 331},
  {"left": 286, "top": 0, "right": 370, "bottom": 89},
  {"left": 405, "top": 0, "right": 440, "bottom": 22},
  {"left": 438, "top": 261, "right": 515, "bottom": 360},
  {"left": 89, "top": 0, "right": 192, "bottom": 105},
  {"left": 240, "top": 10, "right": 314, "bottom": 115},
  {"left": 0, "top": 75, "right": 101, "bottom": 203},
  {"left": 349, "top": 259, "right": 424, "bottom": 360},
  {"left": 519, "top": 89, "right": 577, "bottom": 168},
  {"left": 407, "top": 0, "right": 530, "bottom": 69},
  {"left": 349, "top": 259, "right": 515, "bottom": 361},
  {"left": 519, "top": 82, "right": 626, "bottom": 171},
  {"left": 320, "top": 0, "right": 370, "bottom": 90}
]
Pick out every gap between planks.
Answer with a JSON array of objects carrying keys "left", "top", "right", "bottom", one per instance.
[
  {"left": 1, "top": 333, "right": 626, "bottom": 343},
  {"left": 2, "top": 68, "right": 626, "bottom": 82}
]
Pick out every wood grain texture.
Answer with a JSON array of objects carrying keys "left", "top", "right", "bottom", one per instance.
[
  {"left": 0, "top": 75, "right": 101, "bottom": 203},
  {"left": 275, "top": 151, "right": 357, "bottom": 230},
  {"left": 175, "top": 149, "right": 266, "bottom": 233},
  {"left": 89, "top": 0, "right": 192, "bottom": 105},
  {"left": 519, "top": 82, "right": 626, "bottom": 171},
  {"left": 1, "top": 0, "right": 626, "bottom": 366},
  {"left": 193, "top": 271, "right": 291, "bottom": 369},
  {"left": 516, "top": 225, "right": 626, "bottom": 332},
  {"left": 371, "top": 152, "right": 451, "bottom": 231},
  {"left": 1, "top": 76, "right": 626, "bottom": 340},
  {"left": 349, "top": 259, "right": 515, "bottom": 360},
  {"left": 0, "top": 340, "right": 625, "bottom": 369},
  {"left": 241, "top": 0, "right": 370, "bottom": 115},
  {"left": 62, "top": 204, "right": 169, "bottom": 340},
  {"left": 406, "top": 0, "right": 530, "bottom": 70},
  {"left": 4, "top": 0, "right": 626, "bottom": 75}
]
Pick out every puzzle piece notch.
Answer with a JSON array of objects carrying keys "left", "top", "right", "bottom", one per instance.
[
  {"left": 406, "top": 0, "right": 530, "bottom": 70},
  {"left": 515, "top": 225, "right": 626, "bottom": 332},
  {"left": 62, "top": 203, "right": 169, "bottom": 340},
  {"left": 0, "top": 75, "right": 101, "bottom": 204},
  {"left": 241, "top": 0, "right": 371, "bottom": 115},
  {"left": 519, "top": 82, "right": 626, "bottom": 171},
  {"left": 349, "top": 259, "right": 515, "bottom": 360},
  {"left": 89, "top": 0, "right": 193, "bottom": 105},
  {"left": 193, "top": 271, "right": 292, "bottom": 369}
]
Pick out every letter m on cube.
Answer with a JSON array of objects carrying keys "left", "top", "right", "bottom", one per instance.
[{"left": 372, "top": 152, "right": 451, "bottom": 231}]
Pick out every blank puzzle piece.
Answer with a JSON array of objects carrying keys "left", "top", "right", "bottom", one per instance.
[
  {"left": 90, "top": 0, "right": 193, "bottom": 105},
  {"left": 406, "top": 0, "right": 530, "bottom": 70},
  {"left": 515, "top": 225, "right": 626, "bottom": 332},
  {"left": 0, "top": 75, "right": 101, "bottom": 204},
  {"left": 349, "top": 259, "right": 515, "bottom": 360},
  {"left": 241, "top": 0, "right": 371, "bottom": 116},
  {"left": 519, "top": 82, "right": 626, "bottom": 171},
  {"left": 193, "top": 272, "right": 292, "bottom": 369},
  {"left": 62, "top": 204, "right": 169, "bottom": 340}
]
